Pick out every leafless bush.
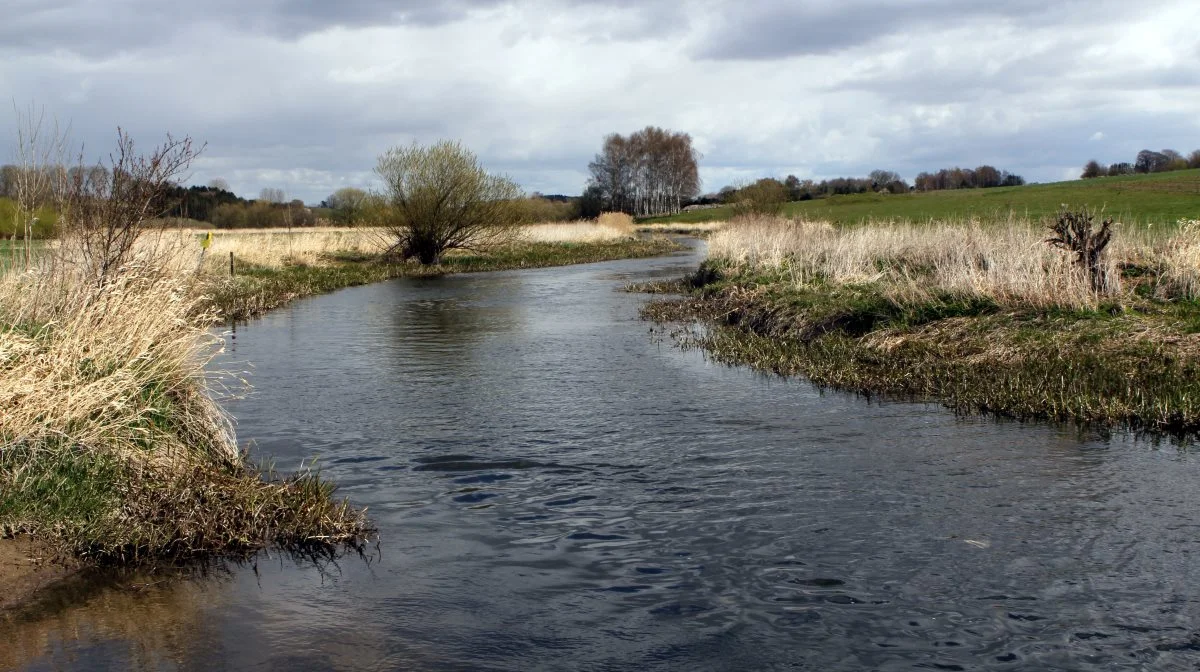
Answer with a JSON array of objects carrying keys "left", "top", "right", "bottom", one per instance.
[
  {"left": 57, "top": 129, "right": 202, "bottom": 283},
  {"left": 1045, "top": 207, "right": 1114, "bottom": 293}
]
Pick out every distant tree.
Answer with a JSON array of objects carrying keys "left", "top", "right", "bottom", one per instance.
[
  {"left": 868, "top": 169, "right": 901, "bottom": 191},
  {"left": 1081, "top": 160, "right": 1104, "bottom": 179},
  {"left": 1000, "top": 172, "right": 1025, "bottom": 187},
  {"left": 578, "top": 184, "right": 604, "bottom": 219},
  {"left": 729, "top": 178, "right": 788, "bottom": 217},
  {"left": 0, "top": 165, "right": 19, "bottom": 198},
  {"left": 974, "top": 165, "right": 1002, "bottom": 188},
  {"left": 1162, "top": 149, "right": 1189, "bottom": 172},
  {"left": 1135, "top": 150, "right": 1170, "bottom": 174},
  {"left": 1189, "top": 150, "right": 1200, "bottom": 169},
  {"left": 259, "top": 187, "right": 286, "bottom": 203},
  {"left": 326, "top": 187, "right": 369, "bottom": 226},
  {"left": 784, "top": 174, "right": 802, "bottom": 201},
  {"left": 375, "top": 139, "right": 526, "bottom": 265},
  {"left": 1107, "top": 162, "right": 1134, "bottom": 176},
  {"left": 587, "top": 126, "right": 700, "bottom": 217},
  {"left": 208, "top": 177, "right": 230, "bottom": 192}
]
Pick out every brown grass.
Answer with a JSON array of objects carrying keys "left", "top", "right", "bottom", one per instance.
[
  {"left": 706, "top": 214, "right": 1200, "bottom": 310},
  {"left": 0, "top": 250, "right": 372, "bottom": 564}
]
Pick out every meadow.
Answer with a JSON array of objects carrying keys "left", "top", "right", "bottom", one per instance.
[
  {"left": 643, "top": 169, "right": 1200, "bottom": 226},
  {"left": 641, "top": 212, "right": 1200, "bottom": 432}
]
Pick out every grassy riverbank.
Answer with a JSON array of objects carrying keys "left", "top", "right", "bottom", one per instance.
[
  {"left": 643, "top": 169, "right": 1200, "bottom": 226},
  {"left": 641, "top": 214, "right": 1200, "bottom": 433},
  {"left": 0, "top": 264, "right": 372, "bottom": 570}
]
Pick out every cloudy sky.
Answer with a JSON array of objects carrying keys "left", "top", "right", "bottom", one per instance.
[{"left": 1, "top": 0, "right": 1197, "bottom": 203}]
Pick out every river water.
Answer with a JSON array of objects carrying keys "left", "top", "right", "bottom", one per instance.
[{"left": 7, "top": 242, "right": 1200, "bottom": 671}]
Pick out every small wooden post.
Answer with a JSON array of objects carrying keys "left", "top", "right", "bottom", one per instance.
[{"left": 230, "top": 251, "right": 235, "bottom": 277}]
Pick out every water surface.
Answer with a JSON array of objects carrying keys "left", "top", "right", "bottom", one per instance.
[{"left": 8, "top": 243, "right": 1200, "bottom": 670}]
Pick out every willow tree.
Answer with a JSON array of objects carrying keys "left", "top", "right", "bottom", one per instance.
[{"left": 375, "top": 140, "right": 524, "bottom": 265}]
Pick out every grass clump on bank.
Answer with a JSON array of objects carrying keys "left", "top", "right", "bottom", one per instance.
[
  {"left": 641, "top": 214, "right": 1200, "bottom": 433},
  {"left": 0, "top": 262, "right": 371, "bottom": 564}
]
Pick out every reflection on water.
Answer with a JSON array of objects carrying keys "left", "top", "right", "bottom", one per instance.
[
  {"left": 9, "top": 241, "right": 1200, "bottom": 670},
  {"left": 1, "top": 569, "right": 233, "bottom": 671}
]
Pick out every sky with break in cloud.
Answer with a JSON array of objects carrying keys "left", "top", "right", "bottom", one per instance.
[{"left": 0, "top": 0, "right": 1197, "bottom": 203}]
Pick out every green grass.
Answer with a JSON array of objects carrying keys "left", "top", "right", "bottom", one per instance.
[{"left": 644, "top": 170, "right": 1200, "bottom": 226}]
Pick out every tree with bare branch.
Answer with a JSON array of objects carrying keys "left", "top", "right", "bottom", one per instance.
[
  {"left": 58, "top": 128, "right": 202, "bottom": 282},
  {"left": 12, "top": 103, "right": 69, "bottom": 268}
]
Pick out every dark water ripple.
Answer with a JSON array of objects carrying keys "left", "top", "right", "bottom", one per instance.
[{"left": 9, "top": 241, "right": 1200, "bottom": 671}]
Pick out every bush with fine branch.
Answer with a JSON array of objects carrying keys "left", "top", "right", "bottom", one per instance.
[{"left": 375, "top": 140, "right": 526, "bottom": 265}]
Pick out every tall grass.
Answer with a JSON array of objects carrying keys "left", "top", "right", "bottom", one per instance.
[
  {"left": 707, "top": 214, "right": 1200, "bottom": 310},
  {"left": 522, "top": 213, "right": 636, "bottom": 243},
  {"left": 0, "top": 247, "right": 372, "bottom": 562},
  {"left": 645, "top": 214, "right": 1200, "bottom": 432}
]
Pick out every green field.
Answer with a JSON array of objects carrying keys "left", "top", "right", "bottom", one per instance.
[
  {"left": 0, "top": 240, "right": 45, "bottom": 272},
  {"left": 646, "top": 169, "right": 1200, "bottom": 226}
]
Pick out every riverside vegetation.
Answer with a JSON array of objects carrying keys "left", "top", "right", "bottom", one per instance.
[{"left": 640, "top": 211, "right": 1200, "bottom": 433}]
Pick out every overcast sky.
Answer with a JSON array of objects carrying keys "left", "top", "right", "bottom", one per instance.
[{"left": 1, "top": 0, "right": 1198, "bottom": 203}]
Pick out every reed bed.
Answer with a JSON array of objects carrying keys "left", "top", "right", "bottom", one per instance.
[
  {"left": 643, "top": 213, "right": 1200, "bottom": 432},
  {"left": 706, "top": 214, "right": 1200, "bottom": 310},
  {"left": 519, "top": 213, "right": 636, "bottom": 243}
]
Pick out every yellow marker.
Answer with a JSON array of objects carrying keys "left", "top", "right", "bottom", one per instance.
[{"left": 201, "top": 231, "right": 213, "bottom": 250}]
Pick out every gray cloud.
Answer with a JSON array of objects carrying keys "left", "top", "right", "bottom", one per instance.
[{"left": 695, "top": 0, "right": 1147, "bottom": 60}]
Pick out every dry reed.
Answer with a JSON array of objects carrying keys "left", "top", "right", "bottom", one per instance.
[
  {"left": 521, "top": 213, "right": 636, "bottom": 243},
  {"left": 704, "top": 214, "right": 1200, "bottom": 310},
  {"left": 0, "top": 244, "right": 372, "bottom": 562}
]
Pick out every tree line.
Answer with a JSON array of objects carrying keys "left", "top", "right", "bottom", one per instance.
[
  {"left": 705, "top": 164, "right": 1025, "bottom": 211},
  {"left": 1081, "top": 149, "right": 1200, "bottom": 179}
]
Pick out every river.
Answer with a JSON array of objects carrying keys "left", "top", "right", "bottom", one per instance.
[{"left": 7, "top": 241, "right": 1200, "bottom": 670}]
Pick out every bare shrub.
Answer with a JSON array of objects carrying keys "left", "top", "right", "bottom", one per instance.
[
  {"left": 58, "top": 129, "right": 202, "bottom": 283},
  {"left": 11, "top": 103, "right": 69, "bottom": 266},
  {"left": 1045, "top": 207, "right": 1114, "bottom": 293}
]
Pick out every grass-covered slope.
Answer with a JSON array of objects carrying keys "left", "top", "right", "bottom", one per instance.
[{"left": 645, "top": 170, "right": 1200, "bottom": 226}]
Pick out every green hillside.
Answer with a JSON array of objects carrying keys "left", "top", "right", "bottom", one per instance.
[{"left": 647, "top": 169, "right": 1200, "bottom": 226}]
